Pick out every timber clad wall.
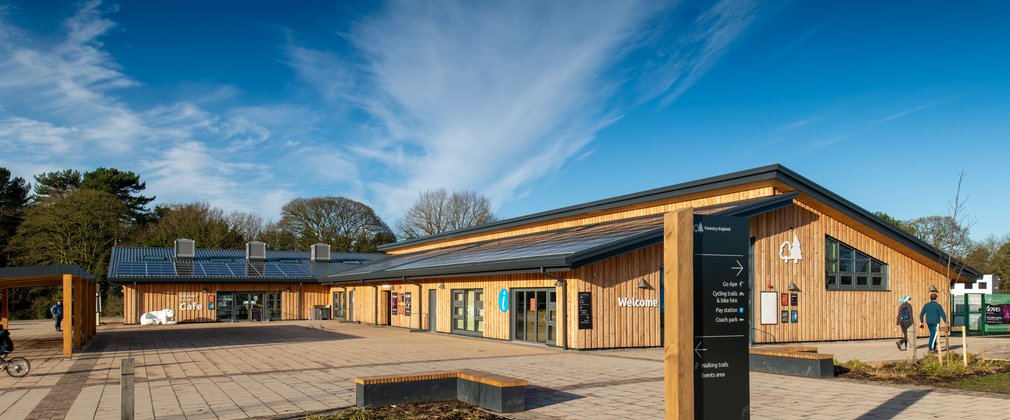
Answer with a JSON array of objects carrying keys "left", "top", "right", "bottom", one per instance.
[
  {"left": 386, "top": 186, "right": 778, "bottom": 254},
  {"left": 118, "top": 174, "right": 965, "bottom": 347},
  {"left": 122, "top": 283, "right": 329, "bottom": 324},
  {"left": 570, "top": 245, "right": 663, "bottom": 349},
  {"left": 750, "top": 200, "right": 948, "bottom": 343}
]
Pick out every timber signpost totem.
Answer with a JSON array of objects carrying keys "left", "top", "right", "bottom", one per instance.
[
  {"left": 692, "top": 214, "right": 750, "bottom": 419},
  {"left": 664, "top": 209, "right": 750, "bottom": 420}
]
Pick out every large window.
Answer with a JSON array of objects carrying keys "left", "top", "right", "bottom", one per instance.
[
  {"left": 451, "top": 289, "right": 484, "bottom": 335},
  {"left": 826, "top": 237, "right": 888, "bottom": 290}
]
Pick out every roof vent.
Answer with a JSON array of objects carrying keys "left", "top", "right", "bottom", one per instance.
[
  {"left": 246, "top": 241, "right": 267, "bottom": 260},
  {"left": 174, "top": 238, "right": 195, "bottom": 259},
  {"left": 311, "top": 243, "right": 331, "bottom": 262}
]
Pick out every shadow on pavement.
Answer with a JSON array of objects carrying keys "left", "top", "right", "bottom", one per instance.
[
  {"left": 525, "top": 385, "right": 585, "bottom": 409},
  {"left": 86, "top": 324, "right": 362, "bottom": 352},
  {"left": 854, "top": 389, "right": 930, "bottom": 420}
]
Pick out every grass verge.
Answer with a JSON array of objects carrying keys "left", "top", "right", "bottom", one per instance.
[{"left": 835, "top": 352, "right": 1010, "bottom": 393}]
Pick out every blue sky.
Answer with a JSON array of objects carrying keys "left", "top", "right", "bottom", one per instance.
[{"left": 1, "top": 1, "right": 1007, "bottom": 240}]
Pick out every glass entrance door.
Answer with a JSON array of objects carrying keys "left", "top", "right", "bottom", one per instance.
[
  {"left": 217, "top": 293, "right": 234, "bottom": 322},
  {"left": 235, "top": 293, "right": 251, "bottom": 321},
  {"left": 265, "top": 292, "right": 281, "bottom": 321},
  {"left": 512, "top": 289, "right": 556, "bottom": 345},
  {"left": 333, "top": 291, "right": 346, "bottom": 320}
]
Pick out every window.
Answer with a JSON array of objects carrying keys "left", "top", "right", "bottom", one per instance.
[
  {"left": 142, "top": 255, "right": 167, "bottom": 261},
  {"left": 451, "top": 289, "right": 484, "bottom": 335},
  {"left": 978, "top": 282, "right": 988, "bottom": 290},
  {"left": 965, "top": 283, "right": 974, "bottom": 289},
  {"left": 825, "top": 237, "right": 888, "bottom": 290}
]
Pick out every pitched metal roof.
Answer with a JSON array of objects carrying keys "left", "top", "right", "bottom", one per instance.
[
  {"left": 107, "top": 246, "right": 385, "bottom": 283},
  {"left": 0, "top": 265, "right": 97, "bottom": 281},
  {"left": 377, "top": 164, "right": 981, "bottom": 280},
  {"left": 327, "top": 194, "right": 798, "bottom": 283}
]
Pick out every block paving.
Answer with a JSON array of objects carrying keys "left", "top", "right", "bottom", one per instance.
[{"left": 0, "top": 319, "right": 1007, "bottom": 419}]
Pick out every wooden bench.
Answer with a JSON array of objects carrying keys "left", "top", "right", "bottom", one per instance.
[
  {"left": 749, "top": 346, "right": 834, "bottom": 379},
  {"left": 355, "top": 369, "right": 528, "bottom": 413}
]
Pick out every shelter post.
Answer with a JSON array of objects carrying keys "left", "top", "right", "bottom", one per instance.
[
  {"left": 1, "top": 288, "right": 7, "bottom": 330},
  {"left": 63, "top": 273, "right": 73, "bottom": 358}
]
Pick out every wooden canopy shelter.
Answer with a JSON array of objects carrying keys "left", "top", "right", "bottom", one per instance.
[{"left": 0, "top": 265, "right": 98, "bottom": 358}]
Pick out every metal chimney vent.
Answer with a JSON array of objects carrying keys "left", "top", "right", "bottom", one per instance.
[
  {"left": 311, "top": 243, "right": 331, "bottom": 262},
  {"left": 246, "top": 241, "right": 267, "bottom": 260},
  {"left": 174, "top": 238, "right": 195, "bottom": 259}
]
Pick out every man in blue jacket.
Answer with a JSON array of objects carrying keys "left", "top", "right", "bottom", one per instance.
[
  {"left": 51, "top": 299, "right": 63, "bottom": 332},
  {"left": 919, "top": 293, "right": 947, "bottom": 352}
]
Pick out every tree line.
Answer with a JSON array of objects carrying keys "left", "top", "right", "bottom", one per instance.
[{"left": 0, "top": 166, "right": 495, "bottom": 319}]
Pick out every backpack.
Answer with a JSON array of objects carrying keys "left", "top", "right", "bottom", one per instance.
[{"left": 51, "top": 304, "right": 61, "bottom": 317}]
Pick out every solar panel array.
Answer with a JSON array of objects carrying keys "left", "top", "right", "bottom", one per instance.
[
  {"left": 112, "top": 260, "right": 313, "bottom": 278},
  {"left": 330, "top": 215, "right": 663, "bottom": 280}
]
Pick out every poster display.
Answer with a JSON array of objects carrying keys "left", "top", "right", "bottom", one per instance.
[
  {"left": 405, "top": 292, "right": 412, "bottom": 316},
  {"left": 577, "top": 292, "right": 592, "bottom": 329},
  {"left": 781, "top": 310, "right": 788, "bottom": 323},
  {"left": 781, "top": 293, "right": 788, "bottom": 307},
  {"left": 790, "top": 310, "right": 798, "bottom": 323},
  {"left": 790, "top": 293, "right": 798, "bottom": 306},
  {"left": 984, "top": 295, "right": 1010, "bottom": 334},
  {"left": 760, "top": 291, "right": 778, "bottom": 325},
  {"left": 391, "top": 293, "right": 398, "bottom": 315}
]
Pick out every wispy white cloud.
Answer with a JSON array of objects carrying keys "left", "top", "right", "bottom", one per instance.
[
  {"left": 769, "top": 18, "right": 832, "bottom": 62},
  {"left": 776, "top": 117, "right": 819, "bottom": 131},
  {"left": 635, "top": 0, "right": 763, "bottom": 106},
  {"left": 876, "top": 99, "right": 946, "bottom": 123},
  {"left": 288, "top": 0, "right": 763, "bottom": 220},
  {"left": 0, "top": 1, "right": 301, "bottom": 219}
]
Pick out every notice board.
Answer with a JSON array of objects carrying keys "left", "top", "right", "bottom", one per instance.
[
  {"left": 760, "top": 291, "right": 777, "bottom": 325},
  {"left": 577, "top": 292, "right": 592, "bottom": 329}
]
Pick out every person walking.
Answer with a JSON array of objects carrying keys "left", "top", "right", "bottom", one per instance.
[
  {"left": 919, "top": 293, "right": 947, "bottom": 352},
  {"left": 50, "top": 299, "right": 63, "bottom": 332},
  {"left": 895, "top": 295, "right": 914, "bottom": 350}
]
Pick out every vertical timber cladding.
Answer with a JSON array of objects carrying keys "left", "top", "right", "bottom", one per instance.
[
  {"left": 372, "top": 274, "right": 560, "bottom": 342},
  {"left": 329, "top": 285, "right": 378, "bottom": 323},
  {"left": 570, "top": 244, "right": 664, "bottom": 349},
  {"left": 124, "top": 283, "right": 330, "bottom": 323},
  {"left": 750, "top": 200, "right": 951, "bottom": 343}
]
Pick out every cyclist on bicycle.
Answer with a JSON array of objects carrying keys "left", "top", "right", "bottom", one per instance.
[{"left": 0, "top": 329, "right": 13, "bottom": 356}]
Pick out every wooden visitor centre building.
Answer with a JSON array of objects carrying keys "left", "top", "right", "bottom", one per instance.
[{"left": 109, "top": 164, "right": 980, "bottom": 348}]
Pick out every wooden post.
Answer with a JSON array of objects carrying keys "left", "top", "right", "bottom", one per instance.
[
  {"left": 121, "top": 358, "right": 135, "bottom": 420},
  {"left": 906, "top": 323, "right": 917, "bottom": 362},
  {"left": 63, "top": 274, "right": 73, "bottom": 359},
  {"left": 664, "top": 208, "right": 694, "bottom": 420},
  {"left": 74, "top": 277, "right": 83, "bottom": 350},
  {"left": 1, "top": 288, "right": 7, "bottom": 330},
  {"left": 961, "top": 326, "right": 968, "bottom": 367}
]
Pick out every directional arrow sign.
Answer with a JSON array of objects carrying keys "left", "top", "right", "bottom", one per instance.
[
  {"left": 732, "top": 260, "right": 743, "bottom": 277},
  {"left": 694, "top": 341, "right": 707, "bottom": 358}
]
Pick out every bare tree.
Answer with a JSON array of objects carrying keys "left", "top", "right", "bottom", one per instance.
[
  {"left": 938, "top": 170, "right": 977, "bottom": 282},
  {"left": 396, "top": 189, "right": 496, "bottom": 240}
]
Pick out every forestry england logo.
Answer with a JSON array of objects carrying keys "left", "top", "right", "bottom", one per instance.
[
  {"left": 695, "top": 222, "right": 704, "bottom": 233},
  {"left": 779, "top": 234, "right": 802, "bottom": 264}
]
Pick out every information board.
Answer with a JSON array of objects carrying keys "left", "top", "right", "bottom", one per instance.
[
  {"left": 577, "top": 292, "right": 592, "bottom": 330},
  {"left": 693, "top": 214, "right": 749, "bottom": 419}
]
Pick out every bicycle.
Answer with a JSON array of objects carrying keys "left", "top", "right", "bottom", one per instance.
[{"left": 0, "top": 354, "right": 30, "bottom": 377}]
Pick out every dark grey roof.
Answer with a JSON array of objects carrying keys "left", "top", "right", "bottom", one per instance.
[
  {"left": 378, "top": 164, "right": 981, "bottom": 280},
  {"left": 327, "top": 194, "right": 797, "bottom": 283},
  {"left": 0, "top": 265, "right": 97, "bottom": 281},
  {"left": 107, "top": 246, "right": 385, "bottom": 284}
]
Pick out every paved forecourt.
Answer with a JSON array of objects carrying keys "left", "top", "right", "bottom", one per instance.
[{"left": 1, "top": 319, "right": 1010, "bottom": 419}]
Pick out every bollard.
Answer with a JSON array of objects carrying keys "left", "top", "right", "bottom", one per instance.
[
  {"left": 961, "top": 326, "right": 968, "bottom": 367},
  {"left": 906, "top": 324, "right": 917, "bottom": 362},
  {"left": 122, "top": 358, "right": 135, "bottom": 420}
]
